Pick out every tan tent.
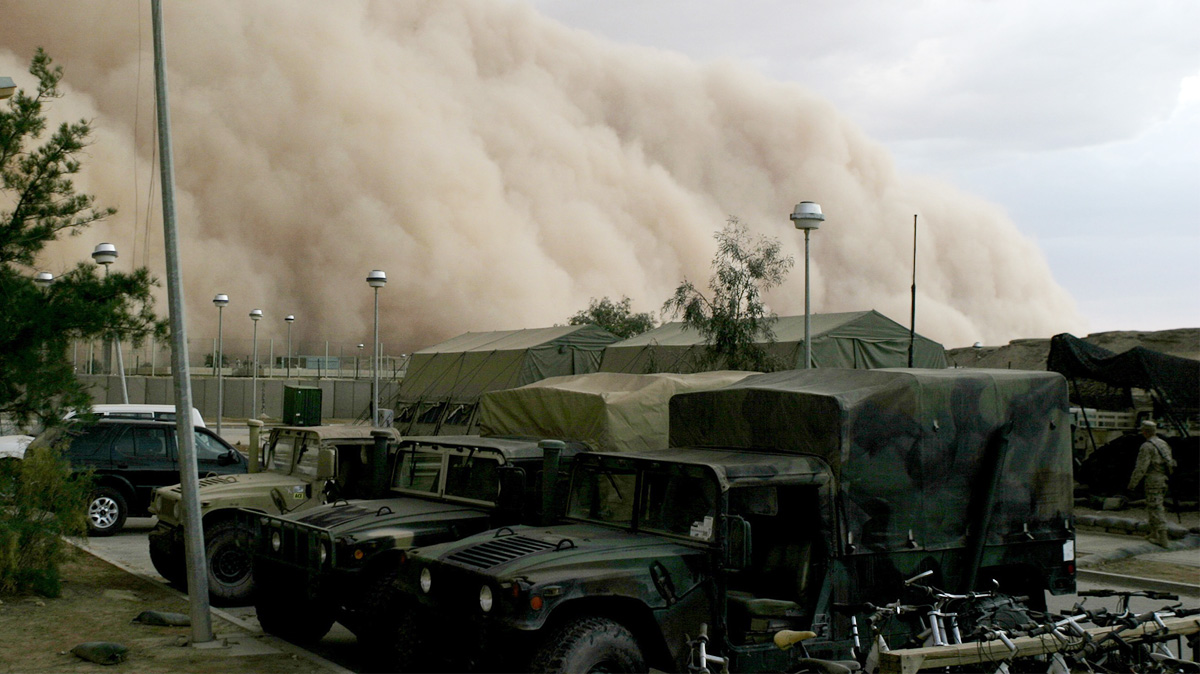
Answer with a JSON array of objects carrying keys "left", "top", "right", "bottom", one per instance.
[
  {"left": 478, "top": 371, "right": 755, "bottom": 453},
  {"left": 391, "top": 325, "right": 619, "bottom": 435},
  {"left": 599, "top": 310, "right": 946, "bottom": 373}
]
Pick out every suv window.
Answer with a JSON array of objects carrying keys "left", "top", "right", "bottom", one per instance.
[
  {"left": 194, "top": 430, "right": 233, "bottom": 462},
  {"left": 110, "top": 426, "right": 170, "bottom": 459},
  {"left": 59, "top": 425, "right": 113, "bottom": 457}
]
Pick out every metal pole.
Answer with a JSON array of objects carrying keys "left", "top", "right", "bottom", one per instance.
[
  {"left": 101, "top": 264, "right": 130, "bottom": 403},
  {"left": 286, "top": 323, "right": 292, "bottom": 378},
  {"left": 251, "top": 319, "right": 259, "bottom": 420},
  {"left": 803, "top": 229, "right": 811, "bottom": 370},
  {"left": 216, "top": 307, "right": 224, "bottom": 435},
  {"left": 908, "top": 214, "right": 918, "bottom": 368},
  {"left": 151, "top": 0, "right": 213, "bottom": 642},
  {"left": 373, "top": 287, "right": 380, "bottom": 426}
]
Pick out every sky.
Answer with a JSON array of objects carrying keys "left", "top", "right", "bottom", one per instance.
[
  {"left": 530, "top": 0, "right": 1200, "bottom": 334},
  {"left": 1, "top": 1, "right": 1195, "bottom": 356}
]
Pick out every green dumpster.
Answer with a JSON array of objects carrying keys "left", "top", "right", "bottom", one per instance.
[{"left": 282, "top": 386, "right": 322, "bottom": 426}]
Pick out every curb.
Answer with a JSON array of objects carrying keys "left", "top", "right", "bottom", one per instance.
[
  {"left": 1077, "top": 568, "right": 1200, "bottom": 597},
  {"left": 1076, "top": 513, "right": 1200, "bottom": 537},
  {"left": 64, "top": 538, "right": 355, "bottom": 674}
]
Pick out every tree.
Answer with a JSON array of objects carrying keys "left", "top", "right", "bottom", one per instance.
[
  {"left": 1, "top": 49, "right": 164, "bottom": 428},
  {"left": 568, "top": 296, "right": 656, "bottom": 339},
  {"left": 663, "top": 217, "right": 794, "bottom": 372}
]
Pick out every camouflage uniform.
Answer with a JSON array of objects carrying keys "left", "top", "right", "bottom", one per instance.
[{"left": 1128, "top": 434, "right": 1173, "bottom": 547}]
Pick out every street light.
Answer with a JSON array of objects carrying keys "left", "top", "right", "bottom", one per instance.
[
  {"left": 213, "top": 294, "right": 229, "bottom": 435},
  {"left": 285, "top": 315, "right": 295, "bottom": 379},
  {"left": 356, "top": 343, "right": 364, "bottom": 379},
  {"left": 366, "top": 270, "right": 386, "bottom": 427},
  {"left": 249, "top": 309, "right": 263, "bottom": 420},
  {"left": 92, "top": 242, "right": 129, "bottom": 402},
  {"left": 0, "top": 76, "right": 15, "bottom": 100},
  {"left": 34, "top": 271, "right": 54, "bottom": 289},
  {"left": 790, "top": 202, "right": 825, "bottom": 370}
]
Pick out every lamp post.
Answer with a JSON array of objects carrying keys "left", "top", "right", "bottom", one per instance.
[
  {"left": 249, "top": 309, "right": 263, "bottom": 420},
  {"left": 789, "top": 202, "right": 825, "bottom": 370},
  {"left": 285, "top": 315, "right": 295, "bottom": 379},
  {"left": 92, "top": 243, "right": 129, "bottom": 402},
  {"left": 213, "top": 294, "right": 229, "bottom": 434},
  {"left": 34, "top": 271, "right": 54, "bottom": 289},
  {"left": 366, "top": 270, "right": 387, "bottom": 427},
  {"left": 0, "top": 76, "right": 15, "bottom": 100},
  {"left": 356, "top": 343, "right": 364, "bottom": 379}
]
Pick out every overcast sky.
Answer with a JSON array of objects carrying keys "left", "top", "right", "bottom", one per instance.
[{"left": 529, "top": 0, "right": 1200, "bottom": 335}]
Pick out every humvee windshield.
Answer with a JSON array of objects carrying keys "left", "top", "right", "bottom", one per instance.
[
  {"left": 392, "top": 446, "right": 502, "bottom": 505},
  {"left": 567, "top": 459, "right": 718, "bottom": 542},
  {"left": 270, "top": 434, "right": 299, "bottom": 473}
]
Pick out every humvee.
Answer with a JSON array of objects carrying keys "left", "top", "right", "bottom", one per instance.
[
  {"left": 147, "top": 424, "right": 400, "bottom": 603},
  {"left": 386, "top": 369, "right": 1076, "bottom": 672},
  {"left": 248, "top": 371, "right": 752, "bottom": 646}
]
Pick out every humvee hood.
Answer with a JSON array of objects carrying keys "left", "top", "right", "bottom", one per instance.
[
  {"left": 432, "top": 524, "right": 702, "bottom": 579},
  {"left": 292, "top": 498, "right": 491, "bottom": 535}
]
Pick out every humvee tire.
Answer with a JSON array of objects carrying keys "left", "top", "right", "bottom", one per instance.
[
  {"left": 358, "top": 570, "right": 427, "bottom": 672},
  {"left": 529, "top": 616, "right": 645, "bottom": 673},
  {"left": 256, "top": 591, "right": 335, "bottom": 644},
  {"left": 205, "top": 519, "right": 255, "bottom": 605},
  {"left": 87, "top": 486, "right": 128, "bottom": 536},
  {"left": 148, "top": 530, "right": 184, "bottom": 585}
]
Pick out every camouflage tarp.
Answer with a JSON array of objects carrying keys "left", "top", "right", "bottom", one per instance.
[
  {"left": 478, "top": 371, "right": 755, "bottom": 454},
  {"left": 669, "top": 368, "right": 1073, "bottom": 553}
]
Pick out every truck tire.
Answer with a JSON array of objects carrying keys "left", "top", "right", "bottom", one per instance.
[
  {"left": 205, "top": 519, "right": 255, "bottom": 605},
  {"left": 357, "top": 570, "right": 426, "bottom": 672},
  {"left": 148, "top": 530, "right": 185, "bottom": 586},
  {"left": 256, "top": 589, "right": 335, "bottom": 644},
  {"left": 529, "top": 616, "right": 646, "bottom": 674},
  {"left": 87, "top": 486, "right": 128, "bottom": 536}
]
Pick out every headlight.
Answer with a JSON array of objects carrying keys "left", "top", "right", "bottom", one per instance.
[
  {"left": 271, "top": 531, "right": 282, "bottom": 552},
  {"left": 173, "top": 502, "right": 182, "bottom": 520},
  {"left": 479, "top": 584, "right": 493, "bottom": 613},
  {"left": 420, "top": 567, "right": 432, "bottom": 594},
  {"left": 319, "top": 542, "right": 329, "bottom": 565}
]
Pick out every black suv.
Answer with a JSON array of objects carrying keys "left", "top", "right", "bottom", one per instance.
[{"left": 32, "top": 418, "right": 247, "bottom": 535}]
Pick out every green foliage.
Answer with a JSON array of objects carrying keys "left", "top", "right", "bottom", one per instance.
[
  {"left": 0, "top": 48, "right": 165, "bottom": 428},
  {"left": 663, "top": 217, "right": 794, "bottom": 372},
  {"left": 0, "top": 444, "right": 91, "bottom": 597},
  {"left": 568, "top": 296, "right": 656, "bottom": 339}
]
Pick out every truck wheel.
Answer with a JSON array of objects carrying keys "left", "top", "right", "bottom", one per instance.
[
  {"left": 205, "top": 519, "right": 255, "bottom": 605},
  {"left": 87, "top": 487, "right": 128, "bottom": 536},
  {"left": 148, "top": 530, "right": 185, "bottom": 586},
  {"left": 256, "top": 590, "right": 335, "bottom": 644},
  {"left": 530, "top": 616, "right": 645, "bottom": 673},
  {"left": 357, "top": 570, "right": 426, "bottom": 672}
]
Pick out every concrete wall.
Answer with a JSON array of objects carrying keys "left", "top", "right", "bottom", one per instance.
[{"left": 77, "top": 374, "right": 385, "bottom": 424}]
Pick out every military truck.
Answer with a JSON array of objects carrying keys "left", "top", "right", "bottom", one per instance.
[
  {"left": 248, "top": 371, "right": 752, "bottom": 646},
  {"left": 147, "top": 424, "right": 400, "bottom": 604},
  {"left": 385, "top": 369, "right": 1076, "bottom": 672}
]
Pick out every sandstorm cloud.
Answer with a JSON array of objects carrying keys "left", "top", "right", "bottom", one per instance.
[{"left": 0, "top": 1, "right": 1084, "bottom": 350}]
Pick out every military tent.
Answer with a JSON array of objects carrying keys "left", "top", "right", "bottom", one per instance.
[
  {"left": 599, "top": 310, "right": 946, "bottom": 373},
  {"left": 391, "top": 325, "right": 619, "bottom": 436},
  {"left": 478, "top": 371, "right": 755, "bottom": 453}
]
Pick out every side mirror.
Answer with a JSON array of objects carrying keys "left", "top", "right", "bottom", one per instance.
[
  {"left": 724, "top": 515, "right": 753, "bottom": 571},
  {"left": 497, "top": 466, "right": 527, "bottom": 514},
  {"left": 316, "top": 447, "right": 336, "bottom": 480}
]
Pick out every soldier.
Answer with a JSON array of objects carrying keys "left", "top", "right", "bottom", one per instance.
[{"left": 1128, "top": 420, "right": 1175, "bottom": 547}]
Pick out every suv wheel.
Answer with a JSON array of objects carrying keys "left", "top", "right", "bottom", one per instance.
[
  {"left": 529, "top": 616, "right": 645, "bottom": 673},
  {"left": 87, "top": 487, "right": 128, "bottom": 536},
  {"left": 205, "top": 519, "right": 255, "bottom": 605}
]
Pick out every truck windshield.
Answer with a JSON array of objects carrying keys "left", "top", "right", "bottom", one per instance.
[
  {"left": 637, "top": 470, "right": 718, "bottom": 542},
  {"left": 566, "top": 462, "right": 636, "bottom": 527}
]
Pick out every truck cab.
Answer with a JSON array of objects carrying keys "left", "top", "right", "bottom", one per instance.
[
  {"left": 389, "top": 369, "right": 1076, "bottom": 672},
  {"left": 147, "top": 424, "right": 400, "bottom": 604}
]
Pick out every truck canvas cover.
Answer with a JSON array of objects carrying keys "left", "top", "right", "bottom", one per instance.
[
  {"left": 669, "top": 368, "right": 1072, "bottom": 553},
  {"left": 478, "top": 371, "right": 754, "bottom": 453}
]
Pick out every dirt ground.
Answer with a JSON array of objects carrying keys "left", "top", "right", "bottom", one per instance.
[
  {"left": 0, "top": 551, "right": 334, "bottom": 674},
  {"left": 1075, "top": 503, "right": 1200, "bottom": 587}
]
